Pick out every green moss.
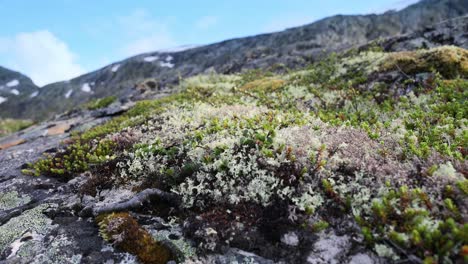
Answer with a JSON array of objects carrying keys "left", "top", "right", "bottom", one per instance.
[
  {"left": 30, "top": 139, "right": 117, "bottom": 178},
  {"left": 381, "top": 46, "right": 468, "bottom": 78},
  {"left": 456, "top": 180, "right": 468, "bottom": 195},
  {"left": 28, "top": 91, "right": 197, "bottom": 178},
  {"left": 96, "top": 212, "right": 173, "bottom": 264},
  {"left": 311, "top": 220, "right": 329, "bottom": 233},
  {"left": 311, "top": 76, "right": 467, "bottom": 159},
  {"left": 84, "top": 96, "right": 117, "bottom": 110},
  {"left": 0, "top": 118, "right": 34, "bottom": 137},
  {"left": 358, "top": 185, "right": 467, "bottom": 261}
]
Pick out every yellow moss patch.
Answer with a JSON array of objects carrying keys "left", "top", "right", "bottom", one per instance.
[
  {"left": 97, "top": 212, "right": 173, "bottom": 264},
  {"left": 0, "top": 138, "right": 26, "bottom": 150},
  {"left": 381, "top": 46, "right": 468, "bottom": 78},
  {"left": 239, "top": 78, "right": 286, "bottom": 93}
]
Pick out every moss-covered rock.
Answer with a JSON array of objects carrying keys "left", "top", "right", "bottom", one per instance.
[
  {"left": 381, "top": 46, "right": 468, "bottom": 78},
  {"left": 83, "top": 96, "right": 117, "bottom": 110},
  {"left": 96, "top": 212, "right": 174, "bottom": 264},
  {"left": 0, "top": 191, "right": 30, "bottom": 211}
]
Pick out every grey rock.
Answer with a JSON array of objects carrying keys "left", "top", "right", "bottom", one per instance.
[
  {"left": 306, "top": 233, "right": 350, "bottom": 264},
  {"left": 348, "top": 253, "right": 376, "bottom": 264},
  {"left": 368, "top": 14, "right": 468, "bottom": 52},
  {"left": 280, "top": 232, "right": 299, "bottom": 247},
  {"left": 187, "top": 248, "right": 278, "bottom": 264}
]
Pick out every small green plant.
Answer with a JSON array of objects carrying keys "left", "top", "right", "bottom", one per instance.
[
  {"left": 84, "top": 96, "right": 117, "bottom": 110},
  {"left": 311, "top": 220, "right": 329, "bottom": 232},
  {"left": 359, "top": 185, "right": 467, "bottom": 261},
  {"left": 30, "top": 139, "right": 117, "bottom": 178}
]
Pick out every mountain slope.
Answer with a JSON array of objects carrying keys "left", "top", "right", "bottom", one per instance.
[
  {"left": 1, "top": 0, "right": 467, "bottom": 121},
  {"left": 0, "top": 66, "right": 40, "bottom": 118}
]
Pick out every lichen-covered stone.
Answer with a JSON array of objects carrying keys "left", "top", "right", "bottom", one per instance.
[
  {"left": 0, "top": 191, "right": 30, "bottom": 211},
  {"left": 0, "top": 204, "right": 52, "bottom": 254}
]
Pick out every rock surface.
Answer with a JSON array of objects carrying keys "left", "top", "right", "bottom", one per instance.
[{"left": 0, "top": 106, "right": 133, "bottom": 263}]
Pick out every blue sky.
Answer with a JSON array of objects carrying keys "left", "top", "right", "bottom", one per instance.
[{"left": 0, "top": 0, "right": 418, "bottom": 86}]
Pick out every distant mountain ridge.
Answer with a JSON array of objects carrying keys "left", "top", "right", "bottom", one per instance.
[
  {"left": 0, "top": 66, "right": 39, "bottom": 118},
  {"left": 0, "top": 0, "right": 467, "bottom": 121}
]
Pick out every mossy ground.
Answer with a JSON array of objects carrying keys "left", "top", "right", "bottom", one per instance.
[
  {"left": 83, "top": 95, "right": 117, "bottom": 110},
  {"left": 0, "top": 118, "right": 34, "bottom": 138},
  {"left": 27, "top": 46, "right": 468, "bottom": 263}
]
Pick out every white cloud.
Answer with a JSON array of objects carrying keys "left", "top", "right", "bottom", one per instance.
[
  {"left": 118, "top": 9, "right": 177, "bottom": 56},
  {"left": 0, "top": 30, "right": 85, "bottom": 86},
  {"left": 195, "top": 16, "right": 218, "bottom": 30},
  {"left": 263, "top": 14, "right": 315, "bottom": 33}
]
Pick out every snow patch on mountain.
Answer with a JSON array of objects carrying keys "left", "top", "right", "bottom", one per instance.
[
  {"left": 143, "top": 56, "right": 159, "bottom": 62},
  {"left": 10, "top": 89, "right": 20, "bottom": 95},
  {"left": 160, "top": 61, "right": 174, "bottom": 68},
  {"left": 111, "top": 64, "right": 121, "bottom": 72},
  {"left": 0, "top": 96, "right": 7, "bottom": 104},
  {"left": 30, "top": 91, "right": 39, "bottom": 98},
  {"left": 81, "top": 83, "right": 92, "bottom": 93},
  {"left": 6, "top": 79, "right": 19, "bottom": 87},
  {"left": 65, "top": 89, "right": 73, "bottom": 98}
]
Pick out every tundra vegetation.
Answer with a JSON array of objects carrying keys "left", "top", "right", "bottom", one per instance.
[
  {"left": 26, "top": 46, "right": 468, "bottom": 263},
  {"left": 0, "top": 118, "right": 33, "bottom": 138}
]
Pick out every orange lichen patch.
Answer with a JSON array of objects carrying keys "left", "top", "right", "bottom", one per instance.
[
  {"left": 461, "top": 245, "right": 468, "bottom": 258},
  {"left": 239, "top": 78, "right": 286, "bottom": 93},
  {"left": 381, "top": 46, "right": 468, "bottom": 78},
  {"left": 47, "top": 123, "right": 72, "bottom": 136},
  {"left": 0, "top": 138, "right": 26, "bottom": 150},
  {"left": 96, "top": 212, "right": 173, "bottom": 264}
]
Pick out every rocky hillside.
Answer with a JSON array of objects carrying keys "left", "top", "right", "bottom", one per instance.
[
  {"left": 0, "top": 0, "right": 467, "bottom": 121},
  {"left": 0, "top": 66, "right": 40, "bottom": 118},
  {"left": 0, "top": 33, "right": 467, "bottom": 263}
]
